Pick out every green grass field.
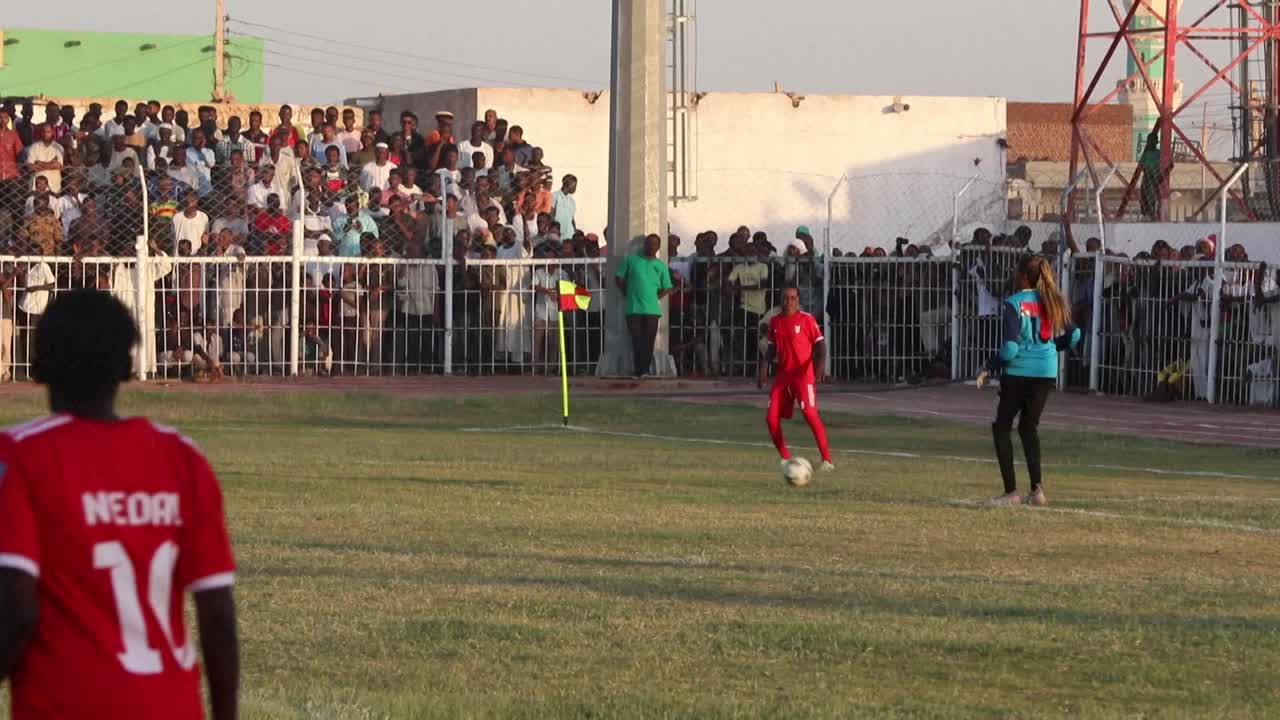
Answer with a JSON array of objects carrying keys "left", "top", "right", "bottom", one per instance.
[{"left": 2, "top": 388, "right": 1279, "bottom": 719}]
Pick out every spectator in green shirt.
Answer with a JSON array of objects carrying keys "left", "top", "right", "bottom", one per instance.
[{"left": 615, "top": 233, "right": 673, "bottom": 378}]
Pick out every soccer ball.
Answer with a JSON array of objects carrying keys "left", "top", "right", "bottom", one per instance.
[{"left": 782, "top": 458, "right": 813, "bottom": 487}]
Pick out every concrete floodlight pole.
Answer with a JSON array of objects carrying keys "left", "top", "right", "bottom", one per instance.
[
  {"left": 213, "top": 0, "right": 230, "bottom": 102},
  {"left": 597, "top": 0, "right": 675, "bottom": 378}
]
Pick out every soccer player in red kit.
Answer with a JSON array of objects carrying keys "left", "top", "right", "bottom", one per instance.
[
  {"left": 0, "top": 290, "right": 239, "bottom": 720},
  {"left": 759, "top": 286, "right": 835, "bottom": 472}
]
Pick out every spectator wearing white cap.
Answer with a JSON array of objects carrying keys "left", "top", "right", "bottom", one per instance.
[
  {"left": 147, "top": 124, "right": 178, "bottom": 169},
  {"left": 425, "top": 111, "right": 454, "bottom": 146},
  {"left": 360, "top": 143, "right": 397, "bottom": 192}
]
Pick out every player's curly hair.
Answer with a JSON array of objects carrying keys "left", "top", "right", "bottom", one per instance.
[{"left": 32, "top": 290, "right": 139, "bottom": 398}]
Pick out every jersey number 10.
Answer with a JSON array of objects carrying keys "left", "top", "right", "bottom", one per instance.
[{"left": 94, "top": 540, "right": 197, "bottom": 675}]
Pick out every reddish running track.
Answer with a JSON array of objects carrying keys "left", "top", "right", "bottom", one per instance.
[{"left": 2, "top": 377, "right": 1276, "bottom": 449}]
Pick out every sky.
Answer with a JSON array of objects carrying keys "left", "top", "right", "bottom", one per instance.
[
  {"left": 0, "top": 1, "right": 1238, "bottom": 155},
  {"left": 0, "top": 1, "right": 1104, "bottom": 101}
]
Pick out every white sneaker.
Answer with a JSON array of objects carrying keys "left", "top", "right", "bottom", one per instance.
[
  {"left": 820, "top": 461, "right": 836, "bottom": 473},
  {"left": 1024, "top": 487, "right": 1047, "bottom": 507},
  {"left": 990, "top": 492, "right": 1023, "bottom": 506}
]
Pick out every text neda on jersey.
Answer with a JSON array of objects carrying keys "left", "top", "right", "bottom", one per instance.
[{"left": 82, "top": 492, "right": 183, "bottom": 527}]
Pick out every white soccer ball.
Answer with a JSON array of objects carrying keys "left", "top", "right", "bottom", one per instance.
[{"left": 783, "top": 458, "right": 813, "bottom": 487}]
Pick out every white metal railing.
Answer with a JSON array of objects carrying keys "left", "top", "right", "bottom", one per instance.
[{"left": 2, "top": 246, "right": 1278, "bottom": 410}]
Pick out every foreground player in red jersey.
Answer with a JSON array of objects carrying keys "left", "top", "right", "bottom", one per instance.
[
  {"left": 759, "top": 286, "right": 835, "bottom": 472},
  {"left": 0, "top": 290, "right": 239, "bottom": 720}
]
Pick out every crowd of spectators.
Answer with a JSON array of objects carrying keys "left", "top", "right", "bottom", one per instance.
[
  {"left": 0, "top": 97, "right": 600, "bottom": 380},
  {"left": 1063, "top": 235, "right": 1279, "bottom": 406},
  {"left": 0, "top": 95, "right": 1275, "bottom": 404},
  {"left": 0, "top": 98, "right": 589, "bottom": 262}
]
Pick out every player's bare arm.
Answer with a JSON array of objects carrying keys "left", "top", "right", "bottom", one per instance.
[
  {"left": 813, "top": 339, "right": 828, "bottom": 384},
  {"left": 196, "top": 587, "right": 240, "bottom": 720},
  {"left": 758, "top": 344, "right": 775, "bottom": 389},
  {"left": 0, "top": 569, "right": 38, "bottom": 681}
]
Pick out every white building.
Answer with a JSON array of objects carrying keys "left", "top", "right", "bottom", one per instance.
[{"left": 350, "top": 88, "right": 1007, "bottom": 252}]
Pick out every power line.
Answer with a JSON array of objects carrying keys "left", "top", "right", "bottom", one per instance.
[
  {"left": 3, "top": 36, "right": 211, "bottom": 94},
  {"left": 98, "top": 59, "right": 210, "bottom": 97},
  {"left": 251, "top": 35, "right": 549, "bottom": 90},
  {"left": 233, "top": 56, "right": 420, "bottom": 95},
  {"left": 226, "top": 17, "right": 601, "bottom": 87},
  {"left": 259, "top": 48, "right": 473, "bottom": 92}
]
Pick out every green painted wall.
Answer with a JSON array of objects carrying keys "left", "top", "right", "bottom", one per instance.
[
  {"left": 1127, "top": 12, "right": 1165, "bottom": 158},
  {"left": 0, "top": 28, "right": 263, "bottom": 103}
]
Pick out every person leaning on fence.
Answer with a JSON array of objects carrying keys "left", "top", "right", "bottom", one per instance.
[
  {"left": 1244, "top": 262, "right": 1280, "bottom": 407},
  {"left": 615, "top": 233, "right": 674, "bottom": 379},
  {"left": 0, "top": 258, "right": 15, "bottom": 381},
  {"left": 394, "top": 238, "right": 440, "bottom": 372},
  {"left": 727, "top": 240, "right": 770, "bottom": 376},
  {"left": 531, "top": 244, "right": 568, "bottom": 375},
  {"left": 976, "top": 254, "right": 1081, "bottom": 507}
]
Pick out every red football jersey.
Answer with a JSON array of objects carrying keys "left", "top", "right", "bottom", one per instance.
[
  {"left": 769, "top": 310, "right": 824, "bottom": 384},
  {"left": 0, "top": 415, "right": 235, "bottom": 720}
]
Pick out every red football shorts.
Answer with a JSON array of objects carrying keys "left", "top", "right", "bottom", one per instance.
[{"left": 769, "top": 379, "right": 817, "bottom": 420}]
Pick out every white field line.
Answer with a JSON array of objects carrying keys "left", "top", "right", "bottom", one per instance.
[
  {"left": 943, "top": 499, "right": 1280, "bottom": 535},
  {"left": 461, "top": 425, "right": 1280, "bottom": 536},
  {"left": 460, "top": 425, "right": 1280, "bottom": 482}
]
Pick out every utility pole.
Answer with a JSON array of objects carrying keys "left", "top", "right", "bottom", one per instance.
[
  {"left": 213, "top": 0, "right": 229, "bottom": 102},
  {"left": 1201, "top": 103, "right": 1207, "bottom": 208}
]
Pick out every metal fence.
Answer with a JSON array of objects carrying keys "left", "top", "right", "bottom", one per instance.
[
  {"left": 953, "top": 246, "right": 1025, "bottom": 382},
  {"left": 668, "top": 255, "right": 827, "bottom": 379},
  {"left": 3, "top": 243, "right": 1279, "bottom": 412},
  {"left": 826, "top": 255, "right": 952, "bottom": 383},
  {"left": 0, "top": 254, "right": 140, "bottom": 382},
  {"left": 1082, "top": 254, "right": 1280, "bottom": 408}
]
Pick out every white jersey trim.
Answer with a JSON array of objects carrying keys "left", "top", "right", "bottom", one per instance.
[
  {"left": 6, "top": 415, "right": 73, "bottom": 443},
  {"left": 186, "top": 572, "right": 235, "bottom": 593},
  {"left": 151, "top": 421, "right": 200, "bottom": 450},
  {"left": 0, "top": 553, "right": 39, "bottom": 578}
]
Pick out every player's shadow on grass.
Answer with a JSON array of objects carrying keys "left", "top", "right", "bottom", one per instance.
[
  {"left": 249, "top": 550, "right": 1280, "bottom": 635},
  {"left": 458, "top": 570, "right": 1280, "bottom": 635}
]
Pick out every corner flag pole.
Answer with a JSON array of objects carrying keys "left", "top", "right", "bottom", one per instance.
[{"left": 558, "top": 309, "right": 570, "bottom": 427}]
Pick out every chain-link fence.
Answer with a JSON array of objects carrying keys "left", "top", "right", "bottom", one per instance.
[
  {"left": 824, "top": 173, "right": 1008, "bottom": 255},
  {"left": 826, "top": 255, "right": 952, "bottom": 383},
  {"left": 1080, "top": 253, "right": 1280, "bottom": 408},
  {"left": 668, "top": 255, "right": 825, "bottom": 379}
]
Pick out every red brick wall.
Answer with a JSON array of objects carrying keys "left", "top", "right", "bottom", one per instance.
[{"left": 1007, "top": 102, "right": 1133, "bottom": 163}]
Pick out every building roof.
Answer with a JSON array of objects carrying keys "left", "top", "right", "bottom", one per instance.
[{"left": 1007, "top": 102, "right": 1133, "bottom": 164}]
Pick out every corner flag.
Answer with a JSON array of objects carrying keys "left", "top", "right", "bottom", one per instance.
[
  {"left": 559, "top": 280, "right": 592, "bottom": 312},
  {"left": 556, "top": 281, "right": 592, "bottom": 426}
]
